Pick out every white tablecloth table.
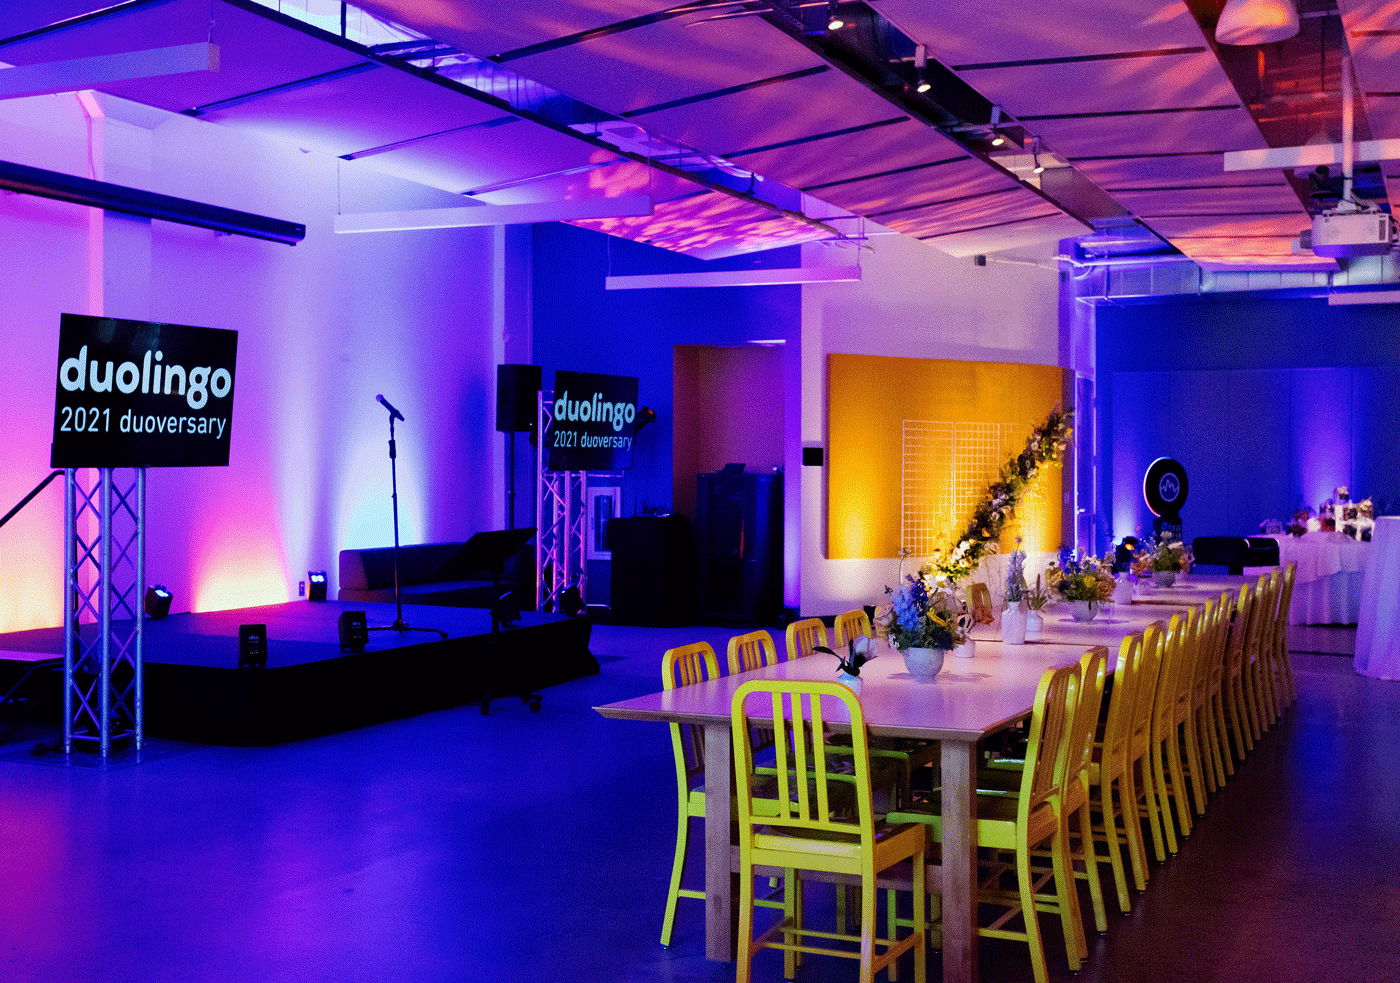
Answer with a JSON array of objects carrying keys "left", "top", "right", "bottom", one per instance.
[
  {"left": 1354, "top": 516, "right": 1400, "bottom": 680},
  {"left": 1244, "top": 532, "right": 1370, "bottom": 625}
]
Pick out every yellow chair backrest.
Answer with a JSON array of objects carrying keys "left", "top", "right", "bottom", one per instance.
[
  {"left": 662, "top": 642, "right": 721, "bottom": 784},
  {"left": 1224, "top": 582, "right": 1255, "bottom": 679},
  {"left": 1101, "top": 632, "right": 1144, "bottom": 766},
  {"left": 1065, "top": 646, "right": 1108, "bottom": 804},
  {"left": 727, "top": 629, "right": 780, "bottom": 675},
  {"left": 832, "top": 608, "right": 873, "bottom": 647},
  {"left": 732, "top": 679, "right": 874, "bottom": 836},
  {"left": 1019, "top": 661, "right": 1082, "bottom": 826},
  {"left": 969, "top": 582, "right": 995, "bottom": 623},
  {"left": 785, "top": 617, "right": 830, "bottom": 661}
]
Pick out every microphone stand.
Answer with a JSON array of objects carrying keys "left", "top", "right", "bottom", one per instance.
[{"left": 369, "top": 396, "right": 447, "bottom": 640}]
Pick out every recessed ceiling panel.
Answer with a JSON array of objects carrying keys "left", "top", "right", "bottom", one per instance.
[
  {"left": 1074, "top": 154, "right": 1281, "bottom": 188},
  {"left": 200, "top": 64, "right": 510, "bottom": 158},
  {"left": 730, "top": 118, "right": 965, "bottom": 197},
  {"left": 1035, "top": 107, "right": 1266, "bottom": 159},
  {"left": 354, "top": 117, "right": 621, "bottom": 196},
  {"left": 0, "top": 0, "right": 370, "bottom": 114},
  {"left": 923, "top": 213, "right": 1092, "bottom": 257},
  {"left": 502, "top": 13, "right": 823, "bottom": 118},
  {"left": 880, "top": 185, "right": 1062, "bottom": 238},
  {"left": 811, "top": 157, "right": 1015, "bottom": 217},
  {"left": 352, "top": 0, "right": 679, "bottom": 60},
  {"left": 0, "top": 2, "right": 121, "bottom": 40},
  {"left": 1114, "top": 184, "right": 1305, "bottom": 217},
  {"left": 871, "top": 0, "right": 1206, "bottom": 64},
  {"left": 1147, "top": 214, "right": 1309, "bottom": 240},
  {"left": 630, "top": 68, "right": 904, "bottom": 161},
  {"left": 571, "top": 187, "right": 830, "bottom": 259},
  {"left": 963, "top": 50, "right": 1237, "bottom": 117}
]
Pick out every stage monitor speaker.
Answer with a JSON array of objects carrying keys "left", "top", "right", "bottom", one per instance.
[
  {"left": 238, "top": 624, "right": 267, "bottom": 668},
  {"left": 496, "top": 363, "right": 542, "bottom": 433},
  {"left": 338, "top": 610, "right": 368, "bottom": 652}
]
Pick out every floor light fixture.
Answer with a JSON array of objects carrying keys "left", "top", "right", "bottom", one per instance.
[{"left": 308, "top": 571, "right": 328, "bottom": 602}]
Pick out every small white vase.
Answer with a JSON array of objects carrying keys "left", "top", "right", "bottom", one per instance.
[
  {"left": 836, "top": 671, "right": 863, "bottom": 697},
  {"left": 1153, "top": 570, "right": 1177, "bottom": 588},
  {"left": 1025, "top": 610, "right": 1043, "bottom": 639},
  {"left": 953, "top": 638, "right": 976, "bottom": 659},
  {"left": 901, "top": 647, "right": 946, "bottom": 680},
  {"left": 1068, "top": 599, "right": 1100, "bottom": 622},
  {"left": 1001, "top": 606, "right": 1027, "bottom": 645},
  {"left": 1112, "top": 577, "right": 1135, "bottom": 606}
]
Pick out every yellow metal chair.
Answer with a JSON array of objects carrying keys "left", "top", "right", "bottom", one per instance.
[
  {"left": 1252, "top": 570, "right": 1284, "bottom": 731},
  {"left": 660, "top": 641, "right": 787, "bottom": 948},
  {"left": 1240, "top": 573, "right": 1276, "bottom": 742},
  {"left": 888, "top": 661, "right": 1082, "bottom": 983},
  {"left": 1089, "top": 632, "right": 1148, "bottom": 913},
  {"left": 1129, "top": 621, "right": 1170, "bottom": 866},
  {"left": 1204, "top": 591, "right": 1237, "bottom": 782},
  {"left": 785, "top": 617, "right": 830, "bottom": 661},
  {"left": 833, "top": 607, "right": 874, "bottom": 649},
  {"left": 1221, "top": 582, "right": 1258, "bottom": 762},
  {"left": 1186, "top": 598, "right": 1227, "bottom": 800},
  {"left": 1148, "top": 612, "right": 1191, "bottom": 853},
  {"left": 1061, "top": 647, "right": 1109, "bottom": 951},
  {"left": 732, "top": 679, "right": 928, "bottom": 983},
  {"left": 1269, "top": 561, "right": 1299, "bottom": 710},
  {"left": 729, "top": 628, "right": 782, "bottom": 675}
]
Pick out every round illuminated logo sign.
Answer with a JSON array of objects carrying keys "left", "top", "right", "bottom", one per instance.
[{"left": 1143, "top": 458, "right": 1189, "bottom": 520}]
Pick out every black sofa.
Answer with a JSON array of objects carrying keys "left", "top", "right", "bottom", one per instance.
[{"left": 338, "top": 536, "right": 532, "bottom": 608}]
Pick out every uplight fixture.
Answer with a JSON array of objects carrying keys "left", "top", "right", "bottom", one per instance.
[{"left": 308, "top": 570, "right": 328, "bottom": 602}]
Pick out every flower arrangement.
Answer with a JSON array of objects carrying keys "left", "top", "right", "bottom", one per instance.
[
  {"left": 1286, "top": 507, "right": 1312, "bottom": 537},
  {"left": 816, "top": 637, "right": 875, "bottom": 677},
  {"left": 929, "top": 407, "right": 1073, "bottom": 583},
  {"left": 879, "top": 567, "right": 970, "bottom": 652},
  {"left": 1130, "top": 532, "right": 1193, "bottom": 577},
  {"left": 1025, "top": 574, "right": 1053, "bottom": 612},
  {"left": 1047, "top": 546, "right": 1117, "bottom": 602}
]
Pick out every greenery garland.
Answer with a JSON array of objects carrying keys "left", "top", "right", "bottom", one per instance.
[{"left": 930, "top": 406, "right": 1074, "bottom": 583}]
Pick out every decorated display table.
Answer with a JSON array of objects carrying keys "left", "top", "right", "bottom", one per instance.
[
  {"left": 1355, "top": 516, "right": 1400, "bottom": 680},
  {"left": 1244, "top": 531, "right": 1369, "bottom": 625}
]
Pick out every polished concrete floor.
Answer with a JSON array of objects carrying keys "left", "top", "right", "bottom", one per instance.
[{"left": 0, "top": 623, "right": 1395, "bottom": 983}]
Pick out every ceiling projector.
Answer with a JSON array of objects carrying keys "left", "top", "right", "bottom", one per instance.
[{"left": 1307, "top": 210, "right": 1395, "bottom": 258}]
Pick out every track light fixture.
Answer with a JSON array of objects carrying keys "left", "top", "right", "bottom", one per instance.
[
  {"left": 1031, "top": 137, "right": 1045, "bottom": 174},
  {"left": 914, "top": 43, "right": 931, "bottom": 93},
  {"left": 988, "top": 104, "right": 1006, "bottom": 146},
  {"left": 826, "top": 1, "right": 844, "bottom": 31}
]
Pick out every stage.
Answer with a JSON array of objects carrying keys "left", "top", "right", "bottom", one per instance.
[{"left": 0, "top": 601, "right": 596, "bottom": 745}]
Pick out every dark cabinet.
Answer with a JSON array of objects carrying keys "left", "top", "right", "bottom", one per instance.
[{"left": 696, "top": 471, "right": 782, "bottom": 624}]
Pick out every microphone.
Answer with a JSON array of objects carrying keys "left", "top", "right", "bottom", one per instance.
[{"left": 376, "top": 394, "right": 404, "bottom": 422}]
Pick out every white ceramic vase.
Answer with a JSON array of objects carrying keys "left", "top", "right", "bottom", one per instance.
[
  {"left": 901, "top": 646, "right": 946, "bottom": 680},
  {"left": 1025, "top": 609, "right": 1043, "bottom": 639},
  {"left": 1001, "top": 605, "right": 1027, "bottom": 645},
  {"left": 953, "top": 638, "right": 976, "bottom": 659},
  {"left": 836, "top": 671, "right": 863, "bottom": 697},
  {"left": 1112, "top": 577, "right": 1135, "bottom": 606},
  {"left": 1068, "top": 599, "right": 1100, "bottom": 622},
  {"left": 1153, "top": 569, "right": 1177, "bottom": 588}
]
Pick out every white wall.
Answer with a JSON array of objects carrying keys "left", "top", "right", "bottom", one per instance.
[
  {"left": 0, "top": 92, "right": 514, "bottom": 630},
  {"left": 795, "top": 234, "right": 1063, "bottom": 615}
]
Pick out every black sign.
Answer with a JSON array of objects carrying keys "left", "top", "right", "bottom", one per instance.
[
  {"left": 545, "top": 370, "right": 639, "bottom": 471},
  {"left": 51, "top": 313, "right": 238, "bottom": 468}
]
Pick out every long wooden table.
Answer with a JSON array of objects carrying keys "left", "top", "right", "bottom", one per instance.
[{"left": 594, "top": 602, "right": 1196, "bottom": 983}]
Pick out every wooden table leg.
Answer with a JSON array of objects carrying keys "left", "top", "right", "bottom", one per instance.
[
  {"left": 941, "top": 737, "right": 979, "bottom": 983},
  {"left": 703, "top": 722, "right": 734, "bottom": 961}
]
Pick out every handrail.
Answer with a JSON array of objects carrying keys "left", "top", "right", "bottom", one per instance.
[{"left": 0, "top": 470, "right": 64, "bottom": 531}]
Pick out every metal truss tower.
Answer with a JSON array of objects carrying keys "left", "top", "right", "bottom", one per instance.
[
  {"left": 535, "top": 392, "right": 587, "bottom": 614},
  {"left": 64, "top": 468, "right": 144, "bottom": 757}
]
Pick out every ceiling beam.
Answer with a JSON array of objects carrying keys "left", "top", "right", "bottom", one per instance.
[
  {"left": 605, "top": 266, "right": 862, "bottom": 289},
  {"left": 332, "top": 195, "right": 654, "bottom": 233},
  {"left": 1224, "top": 139, "right": 1400, "bottom": 172},
  {"left": 0, "top": 42, "right": 219, "bottom": 100}
]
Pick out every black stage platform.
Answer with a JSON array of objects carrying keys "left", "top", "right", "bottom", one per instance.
[{"left": 0, "top": 601, "right": 596, "bottom": 745}]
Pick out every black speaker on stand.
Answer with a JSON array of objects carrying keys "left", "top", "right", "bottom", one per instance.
[{"left": 497, "top": 364, "right": 542, "bottom": 531}]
